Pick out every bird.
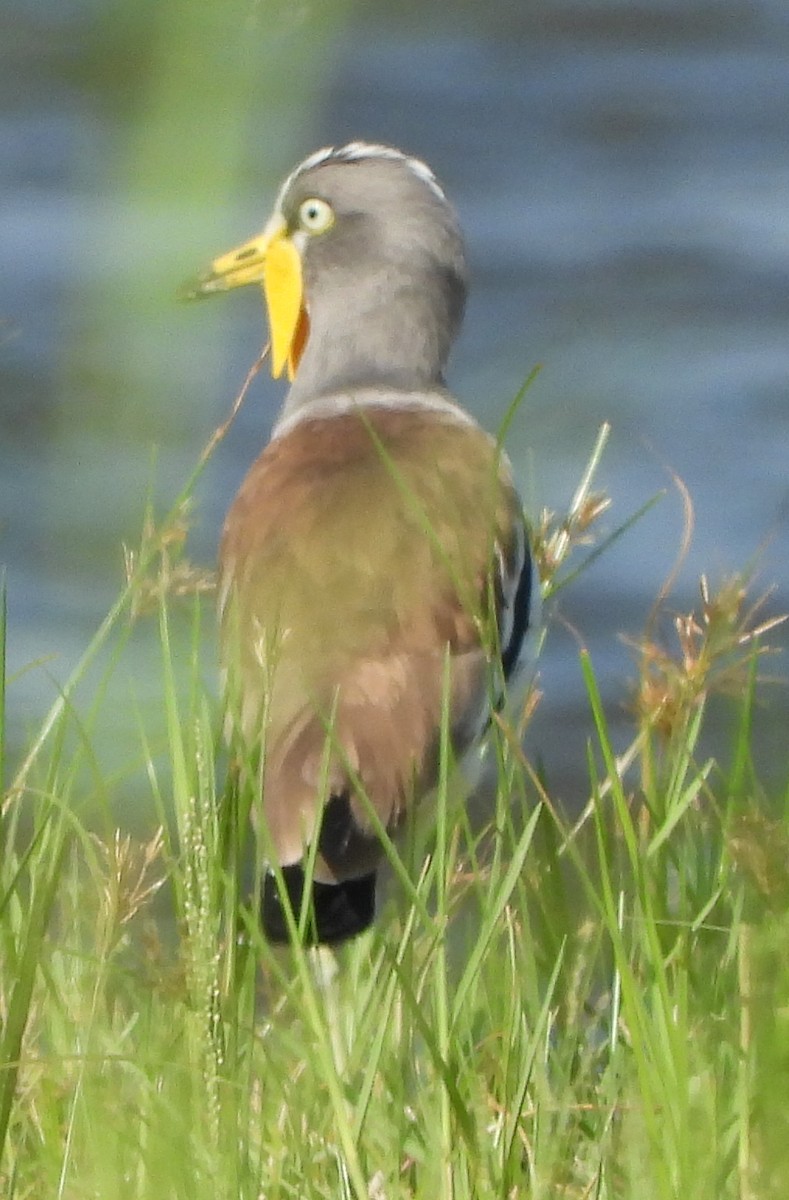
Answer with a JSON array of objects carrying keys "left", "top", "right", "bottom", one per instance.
[{"left": 190, "top": 142, "right": 537, "bottom": 946}]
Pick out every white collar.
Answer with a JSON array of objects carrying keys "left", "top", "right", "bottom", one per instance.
[{"left": 271, "top": 389, "right": 477, "bottom": 442}]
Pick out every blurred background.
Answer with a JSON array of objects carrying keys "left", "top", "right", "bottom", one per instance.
[{"left": 2, "top": 0, "right": 787, "bottom": 819}]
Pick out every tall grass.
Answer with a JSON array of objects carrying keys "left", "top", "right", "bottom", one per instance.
[{"left": 1, "top": 412, "right": 787, "bottom": 1198}]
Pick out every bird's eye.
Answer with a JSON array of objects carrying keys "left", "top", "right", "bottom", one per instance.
[{"left": 298, "top": 197, "right": 334, "bottom": 234}]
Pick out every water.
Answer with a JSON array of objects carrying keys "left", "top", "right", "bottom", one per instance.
[{"left": 1, "top": 0, "right": 787, "bottom": 810}]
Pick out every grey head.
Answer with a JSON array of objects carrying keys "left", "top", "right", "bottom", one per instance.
[{"left": 277, "top": 143, "right": 468, "bottom": 409}]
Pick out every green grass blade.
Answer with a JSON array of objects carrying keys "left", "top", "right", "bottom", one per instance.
[{"left": 0, "top": 811, "right": 69, "bottom": 1161}]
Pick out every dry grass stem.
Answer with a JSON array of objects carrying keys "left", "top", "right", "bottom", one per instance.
[
  {"left": 123, "top": 347, "right": 269, "bottom": 618},
  {"left": 92, "top": 828, "right": 167, "bottom": 937},
  {"left": 631, "top": 573, "right": 786, "bottom": 737}
]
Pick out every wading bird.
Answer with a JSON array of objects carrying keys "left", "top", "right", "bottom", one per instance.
[{"left": 191, "top": 143, "right": 537, "bottom": 945}]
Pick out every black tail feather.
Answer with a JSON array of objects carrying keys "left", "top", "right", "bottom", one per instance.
[{"left": 262, "top": 864, "right": 377, "bottom": 946}]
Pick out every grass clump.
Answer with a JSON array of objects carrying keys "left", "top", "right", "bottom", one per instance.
[{"left": 1, "top": 392, "right": 787, "bottom": 1199}]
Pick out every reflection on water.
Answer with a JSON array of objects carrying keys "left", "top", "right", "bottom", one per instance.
[{"left": 1, "top": 0, "right": 787, "bottom": 809}]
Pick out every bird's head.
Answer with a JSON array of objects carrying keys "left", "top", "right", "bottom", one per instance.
[{"left": 189, "top": 143, "right": 468, "bottom": 396}]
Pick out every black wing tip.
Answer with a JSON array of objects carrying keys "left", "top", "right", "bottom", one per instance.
[
  {"left": 501, "top": 544, "right": 534, "bottom": 681},
  {"left": 262, "top": 865, "right": 377, "bottom": 946}
]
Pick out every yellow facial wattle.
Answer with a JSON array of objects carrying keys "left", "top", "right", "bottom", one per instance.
[
  {"left": 191, "top": 215, "right": 308, "bottom": 381},
  {"left": 260, "top": 232, "right": 307, "bottom": 380}
]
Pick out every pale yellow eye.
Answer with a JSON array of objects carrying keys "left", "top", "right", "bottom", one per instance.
[{"left": 298, "top": 197, "right": 334, "bottom": 234}]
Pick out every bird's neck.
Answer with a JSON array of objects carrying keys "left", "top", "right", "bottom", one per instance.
[{"left": 282, "top": 268, "right": 464, "bottom": 416}]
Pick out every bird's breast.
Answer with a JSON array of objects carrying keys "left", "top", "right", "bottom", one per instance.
[{"left": 219, "top": 402, "right": 520, "bottom": 734}]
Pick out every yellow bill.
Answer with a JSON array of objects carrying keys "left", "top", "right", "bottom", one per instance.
[{"left": 187, "top": 215, "right": 308, "bottom": 380}]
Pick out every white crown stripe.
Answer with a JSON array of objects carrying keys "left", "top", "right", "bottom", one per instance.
[{"left": 274, "top": 142, "right": 447, "bottom": 210}]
